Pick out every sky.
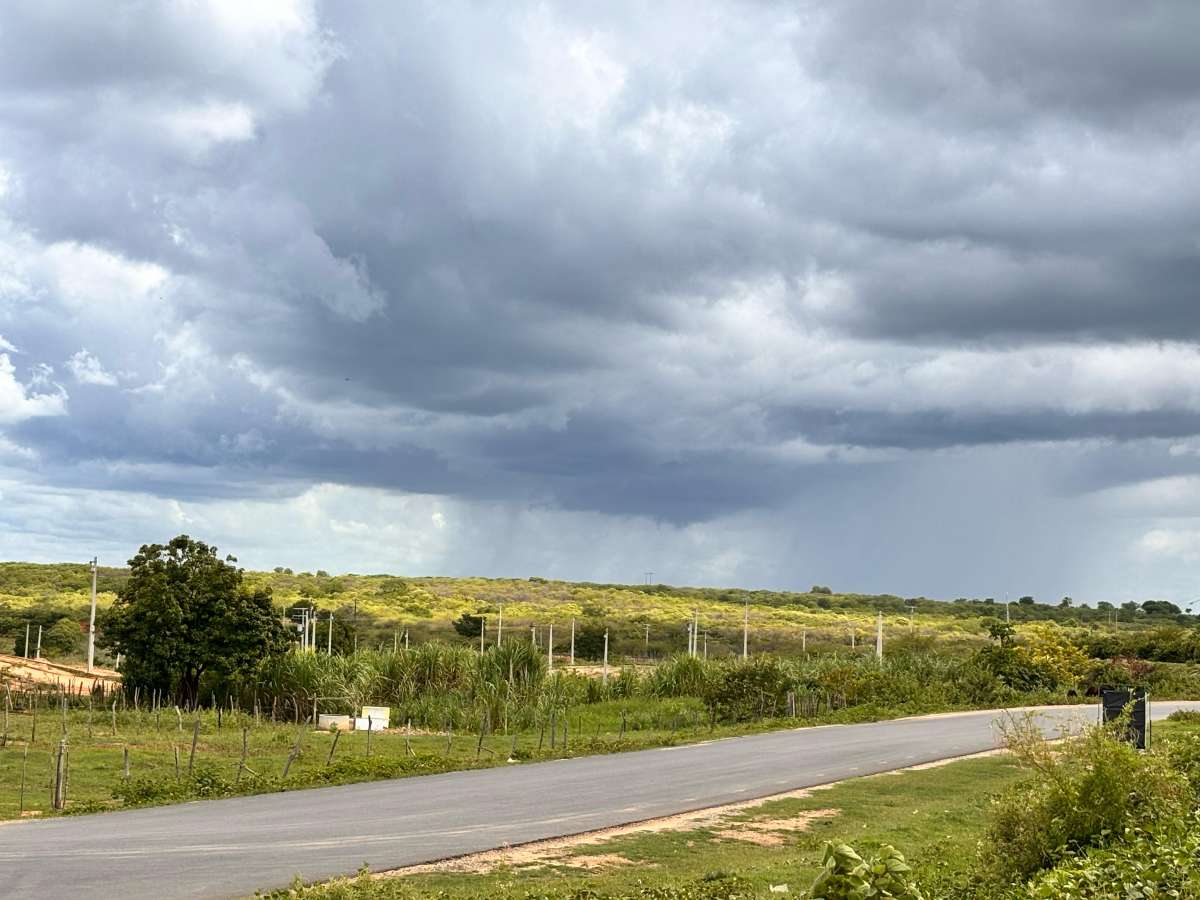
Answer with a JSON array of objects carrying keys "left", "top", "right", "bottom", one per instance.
[{"left": 2, "top": 1, "right": 1200, "bottom": 606}]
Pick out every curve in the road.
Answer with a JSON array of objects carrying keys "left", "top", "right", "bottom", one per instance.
[{"left": 5, "top": 701, "right": 1199, "bottom": 900}]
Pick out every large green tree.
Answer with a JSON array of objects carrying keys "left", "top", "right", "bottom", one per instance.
[{"left": 100, "top": 535, "right": 288, "bottom": 705}]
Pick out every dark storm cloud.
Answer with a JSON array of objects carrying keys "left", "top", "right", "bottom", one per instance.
[
  {"left": 769, "top": 407, "right": 1200, "bottom": 452},
  {"left": 2, "top": 0, "right": 1200, "bottom": 544}
]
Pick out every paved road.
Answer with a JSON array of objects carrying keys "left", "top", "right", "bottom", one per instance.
[{"left": 5, "top": 701, "right": 1198, "bottom": 899}]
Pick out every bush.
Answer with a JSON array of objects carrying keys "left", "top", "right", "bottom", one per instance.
[
  {"left": 1024, "top": 812, "right": 1200, "bottom": 899},
  {"left": 1166, "top": 708, "right": 1200, "bottom": 724},
  {"left": 702, "top": 656, "right": 791, "bottom": 723},
  {"left": 980, "top": 716, "right": 1190, "bottom": 882}
]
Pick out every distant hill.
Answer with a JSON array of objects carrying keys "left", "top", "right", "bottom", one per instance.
[{"left": 2, "top": 560, "right": 1193, "bottom": 660}]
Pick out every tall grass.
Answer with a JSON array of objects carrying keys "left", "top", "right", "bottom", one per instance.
[{"left": 246, "top": 644, "right": 1074, "bottom": 730}]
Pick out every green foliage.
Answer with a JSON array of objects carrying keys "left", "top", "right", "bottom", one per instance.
[
  {"left": 451, "top": 612, "right": 483, "bottom": 639},
  {"left": 1023, "top": 812, "right": 1200, "bottom": 899},
  {"left": 981, "top": 716, "right": 1190, "bottom": 882},
  {"left": 100, "top": 535, "right": 289, "bottom": 705},
  {"left": 806, "top": 842, "right": 924, "bottom": 899},
  {"left": 573, "top": 621, "right": 608, "bottom": 661},
  {"left": 982, "top": 618, "right": 1015, "bottom": 647},
  {"left": 42, "top": 616, "right": 83, "bottom": 655},
  {"left": 702, "top": 656, "right": 790, "bottom": 723}
]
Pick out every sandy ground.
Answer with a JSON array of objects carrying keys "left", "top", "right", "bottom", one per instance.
[
  {"left": 382, "top": 786, "right": 840, "bottom": 876},
  {"left": 0, "top": 653, "right": 120, "bottom": 692}
]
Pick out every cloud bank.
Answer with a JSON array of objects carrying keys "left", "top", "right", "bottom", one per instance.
[{"left": 2, "top": 1, "right": 1199, "bottom": 605}]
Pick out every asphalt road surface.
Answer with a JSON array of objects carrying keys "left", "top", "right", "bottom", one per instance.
[{"left": 6, "top": 701, "right": 1199, "bottom": 899}]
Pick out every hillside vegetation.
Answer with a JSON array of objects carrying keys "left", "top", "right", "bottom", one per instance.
[{"left": 2, "top": 561, "right": 1194, "bottom": 661}]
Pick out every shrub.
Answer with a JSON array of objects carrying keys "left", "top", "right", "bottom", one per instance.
[
  {"left": 980, "top": 716, "right": 1190, "bottom": 882},
  {"left": 702, "top": 656, "right": 790, "bottom": 723},
  {"left": 1017, "top": 622, "right": 1088, "bottom": 689},
  {"left": 1166, "top": 708, "right": 1200, "bottom": 724},
  {"left": 1024, "top": 812, "right": 1200, "bottom": 899}
]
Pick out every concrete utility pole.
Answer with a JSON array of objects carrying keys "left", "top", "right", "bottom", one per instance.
[
  {"left": 547, "top": 623, "right": 554, "bottom": 672},
  {"left": 530, "top": 624, "right": 536, "bottom": 646},
  {"left": 850, "top": 627, "right": 855, "bottom": 650},
  {"left": 480, "top": 616, "right": 486, "bottom": 654},
  {"left": 686, "top": 622, "right": 693, "bottom": 657},
  {"left": 644, "top": 623, "right": 649, "bottom": 657},
  {"left": 693, "top": 611, "right": 699, "bottom": 657},
  {"left": 602, "top": 630, "right": 609, "bottom": 685},
  {"left": 497, "top": 605, "right": 503, "bottom": 647},
  {"left": 87, "top": 556, "right": 98, "bottom": 673},
  {"left": 24, "top": 623, "right": 30, "bottom": 658},
  {"left": 742, "top": 597, "right": 749, "bottom": 660},
  {"left": 703, "top": 630, "right": 708, "bottom": 660},
  {"left": 570, "top": 617, "right": 576, "bottom": 666},
  {"left": 802, "top": 626, "right": 807, "bottom": 654},
  {"left": 35, "top": 625, "right": 42, "bottom": 659},
  {"left": 328, "top": 613, "right": 334, "bottom": 654},
  {"left": 875, "top": 612, "right": 883, "bottom": 661}
]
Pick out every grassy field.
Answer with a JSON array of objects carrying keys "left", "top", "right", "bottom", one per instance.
[
  {"left": 0, "top": 690, "right": 988, "bottom": 822},
  {"left": 270, "top": 717, "right": 1200, "bottom": 899}
]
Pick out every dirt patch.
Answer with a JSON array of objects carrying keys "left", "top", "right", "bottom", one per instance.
[
  {"left": 713, "top": 811, "right": 839, "bottom": 847},
  {"left": 379, "top": 789, "right": 840, "bottom": 877},
  {"left": 566, "top": 853, "right": 638, "bottom": 870},
  {"left": 0, "top": 653, "right": 120, "bottom": 693}
]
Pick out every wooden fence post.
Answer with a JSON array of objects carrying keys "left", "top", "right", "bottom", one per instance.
[{"left": 188, "top": 719, "right": 200, "bottom": 776}]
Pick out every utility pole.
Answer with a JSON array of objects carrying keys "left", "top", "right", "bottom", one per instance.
[
  {"left": 480, "top": 616, "right": 486, "bottom": 654},
  {"left": 23, "top": 623, "right": 30, "bottom": 658},
  {"left": 875, "top": 612, "right": 883, "bottom": 661},
  {"left": 328, "top": 613, "right": 334, "bottom": 654},
  {"left": 802, "top": 626, "right": 807, "bottom": 654},
  {"left": 703, "top": 630, "right": 708, "bottom": 660},
  {"left": 570, "top": 617, "right": 576, "bottom": 666},
  {"left": 742, "top": 597, "right": 749, "bottom": 660},
  {"left": 547, "top": 623, "right": 554, "bottom": 672},
  {"left": 644, "top": 623, "right": 649, "bottom": 658},
  {"left": 686, "top": 621, "right": 693, "bottom": 657},
  {"left": 644, "top": 572, "right": 653, "bottom": 586},
  {"left": 87, "top": 556, "right": 98, "bottom": 673},
  {"left": 602, "top": 630, "right": 609, "bottom": 685},
  {"left": 1005, "top": 593, "right": 1010, "bottom": 624},
  {"left": 35, "top": 625, "right": 42, "bottom": 659},
  {"left": 497, "top": 604, "right": 503, "bottom": 647}
]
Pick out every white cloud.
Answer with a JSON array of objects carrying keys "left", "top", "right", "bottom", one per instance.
[
  {"left": 66, "top": 349, "right": 118, "bottom": 386},
  {"left": 1134, "top": 528, "right": 1200, "bottom": 563},
  {"left": 0, "top": 353, "right": 67, "bottom": 424}
]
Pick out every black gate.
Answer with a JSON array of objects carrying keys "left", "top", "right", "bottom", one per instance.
[{"left": 1100, "top": 687, "right": 1149, "bottom": 750}]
